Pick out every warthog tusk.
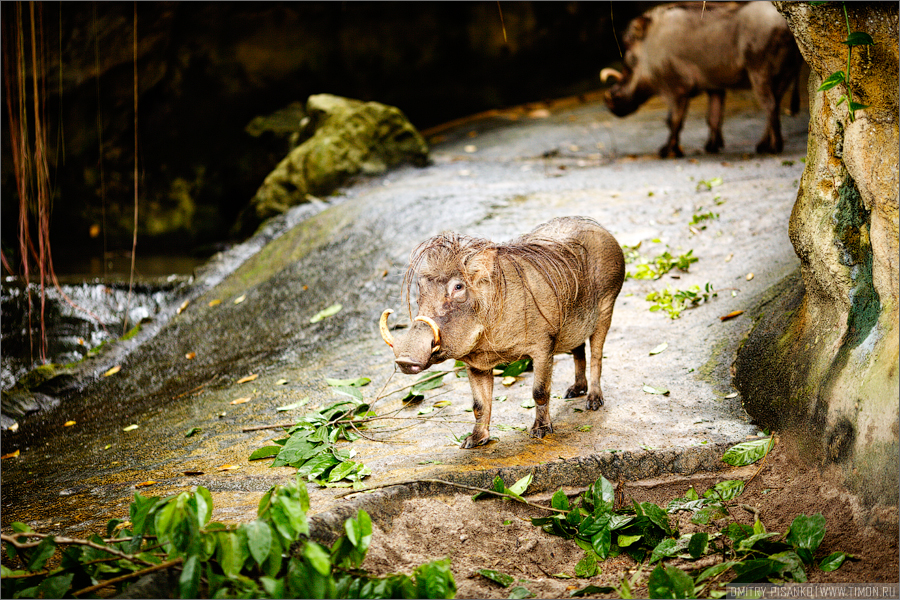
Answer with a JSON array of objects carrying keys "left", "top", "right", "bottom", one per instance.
[
  {"left": 600, "top": 67, "right": 623, "bottom": 83},
  {"left": 379, "top": 309, "right": 395, "bottom": 347},
  {"left": 414, "top": 315, "right": 441, "bottom": 353}
]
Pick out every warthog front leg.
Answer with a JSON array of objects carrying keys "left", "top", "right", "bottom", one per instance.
[
  {"left": 530, "top": 353, "right": 554, "bottom": 439},
  {"left": 462, "top": 366, "right": 494, "bottom": 449}
]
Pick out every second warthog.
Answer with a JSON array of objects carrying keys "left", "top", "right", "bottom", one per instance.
[{"left": 380, "top": 216, "right": 625, "bottom": 448}]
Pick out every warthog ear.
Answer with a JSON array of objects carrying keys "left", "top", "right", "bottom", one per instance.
[{"left": 465, "top": 247, "right": 497, "bottom": 289}]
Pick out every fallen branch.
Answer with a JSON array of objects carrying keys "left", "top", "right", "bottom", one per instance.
[
  {"left": 72, "top": 557, "right": 182, "bottom": 597},
  {"left": 336, "top": 477, "right": 568, "bottom": 514},
  {"left": 1, "top": 533, "right": 157, "bottom": 568}
]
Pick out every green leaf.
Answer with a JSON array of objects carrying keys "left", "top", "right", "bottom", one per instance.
[
  {"left": 736, "top": 531, "right": 780, "bottom": 552},
  {"left": 650, "top": 538, "right": 679, "bottom": 563},
  {"left": 819, "top": 551, "right": 849, "bottom": 572},
  {"left": 35, "top": 572, "right": 74, "bottom": 600},
  {"left": 249, "top": 445, "right": 282, "bottom": 461},
  {"left": 331, "top": 385, "right": 364, "bottom": 402},
  {"left": 276, "top": 398, "right": 310, "bottom": 412},
  {"left": 694, "top": 561, "right": 737, "bottom": 584},
  {"left": 848, "top": 100, "right": 870, "bottom": 112},
  {"left": 617, "top": 533, "right": 642, "bottom": 548},
  {"left": 303, "top": 541, "right": 332, "bottom": 576},
  {"left": 500, "top": 358, "right": 532, "bottom": 377},
  {"left": 509, "top": 585, "right": 536, "bottom": 599},
  {"left": 195, "top": 486, "right": 213, "bottom": 527},
  {"left": 508, "top": 474, "right": 533, "bottom": 498},
  {"left": 414, "top": 558, "right": 457, "bottom": 599},
  {"left": 844, "top": 31, "right": 875, "bottom": 46},
  {"left": 179, "top": 554, "right": 201, "bottom": 599},
  {"left": 704, "top": 480, "right": 745, "bottom": 501},
  {"left": 785, "top": 513, "right": 826, "bottom": 561},
  {"left": 575, "top": 552, "right": 599, "bottom": 578},
  {"left": 731, "top": 558, "right": 782, "bottom": 583},
  {"left": 722, "top": 437, "right": 774, "bottom": 466},
  {"left": 272, "top": 435, "right": 320, "bottom": 469},
  {"left": 649, "top": 342, "right": 668, "bottom": 355},
  {"left": 591, "top": 527, "right": 612, "bottom": 559},
  {"left": 184, "top": 427, "right": 202, "bottom": 438},
  {"left": 570, "top": 584, "right": 617, "bottom": 597},
  {"left": 647, "top": 563, "right": 695, "bottom": 599},
  {"left": 688, "top": 532, "right": 708, "bottom": 559},
  {"left": 551, "top": 490, "right": 571, "bottom": 511},
  {"left": 26, "top": 536, "right": 57, "bottom": 571},
  {"left": 642, "top": 384, "right": 670, "bottom": 395},
  {"left": 641, "top": 502, "right": 673, "bottom": 536},
  {"left": 244, "top": 520, "right": 274, "bottom": 566},
  {"left": 817, "top": 71, "right": 846, "bottom": 91},
  {"left": 478, "top": 568, "right": 515, "bottom": 587},
  {"left": 769, "top": 550, "right": 807, "bottom": 583},
  {"left": 310, "top": 303, "right": 342, "bottom": 323}
]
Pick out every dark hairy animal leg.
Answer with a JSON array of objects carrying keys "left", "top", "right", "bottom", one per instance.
[
  {"left": 565, "top": 342, "right": 588, "bottom": 398},
  {"left": 462, "top": 366, "right": 493, "bottom": 449},
  {"left": 529, "top": 353, "right": 555, "bottom": 439}
]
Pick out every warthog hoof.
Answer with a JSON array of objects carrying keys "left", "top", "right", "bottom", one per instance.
[
  {"left": 460, "top": 431, "right": 490, "bottom": 449},
  {"left": 587, "top": 392, "right": 604, "bottom": 411},
  {"left": 564, "top": 384, "right": 587, "bottom": 399},
  {"left": 529, "top": 422, "right": 554, "bottom": 439}
]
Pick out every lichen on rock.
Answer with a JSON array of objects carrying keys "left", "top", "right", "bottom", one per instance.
[{"left": 249, "top": 94, "right": 429, "bottom": 222}]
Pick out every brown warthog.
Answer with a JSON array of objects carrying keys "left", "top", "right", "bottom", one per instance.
[
  {"left": 602, "top": 1, "right": 802, "bottom": 158},
  {"left": 380, "top": 217, "right": 625, "bottom": 449}
]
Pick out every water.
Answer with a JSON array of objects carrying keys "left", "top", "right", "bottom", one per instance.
[{"left": 0, "top": 275, "right": 189, "bottom": 390}]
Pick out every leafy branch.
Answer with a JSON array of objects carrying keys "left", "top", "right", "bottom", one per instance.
[
  {"left": 1, "top": 476, "right": 457, "bottom": 599},
  {"left": 816, "top": 2, "right": 874, "bottom": 122}
]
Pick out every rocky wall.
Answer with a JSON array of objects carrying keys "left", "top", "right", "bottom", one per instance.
[{"left": 736, "top": 2, "right": 898, "bottom": 518}]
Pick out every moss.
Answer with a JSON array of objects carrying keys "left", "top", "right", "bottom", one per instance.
[
  {"left": 121, "top": 323, "right": 143, "bottom": 341},
  {"left": 18, "top": 364, "right": 58, "bottom": 390}
]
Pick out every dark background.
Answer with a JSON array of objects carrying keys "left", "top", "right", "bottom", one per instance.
[{"left": 1, "top": 2, "right": 657, "bottom": 272}]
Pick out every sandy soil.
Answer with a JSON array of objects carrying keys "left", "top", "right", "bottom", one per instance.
[{"left": 362, "top": 437, "right": 899, "bottom": 598}]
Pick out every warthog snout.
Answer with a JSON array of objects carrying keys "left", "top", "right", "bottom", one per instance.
[{"left": 380, "top": 309, "right": 442, "bottom": 375}]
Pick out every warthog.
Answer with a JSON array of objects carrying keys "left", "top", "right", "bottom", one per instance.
[
  {"left": 380, "top": 216, "right": 625, "bottom": 449},
  {"left": 602, "top": 1, "right": 802, "bottom": 158}
]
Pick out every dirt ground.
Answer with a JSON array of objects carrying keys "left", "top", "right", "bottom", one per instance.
[{"left": 362, "top": 436, "right": 899, "bottom": 598}]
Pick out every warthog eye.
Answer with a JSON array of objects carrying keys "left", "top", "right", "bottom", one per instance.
[{"left": 454, "top": 283, "right": 463, "bottom": 291}]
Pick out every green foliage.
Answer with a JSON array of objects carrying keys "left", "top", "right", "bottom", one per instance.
[
  {"left": 816, "top": 2, "right": 874, "bottom": 122},
  {"left": 646, "top": 283, "right": 717, "bottom": 319},
  {"left": 1, "top": 477, "right": 456, "bottom": 599},
  {"left": 721, "top": 437, "right": 775, "bottom": 467},
  {"left": 524, "top": 438, "right": 849, "bottom": 599},
  {"left": 626, "top": 248, "right": 699, "bottom": 281}
]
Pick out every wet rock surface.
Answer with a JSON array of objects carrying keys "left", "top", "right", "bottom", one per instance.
[{"left": 1, "top": 91, "right": 809, "bottom": 544}]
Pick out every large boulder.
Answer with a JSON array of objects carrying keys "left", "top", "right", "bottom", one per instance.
[
  {"left": 736, "top": 2, "right": 898, "bottom": 520},
  {"left": 246, "top": 95, "right": 429, "bottom": 224}
]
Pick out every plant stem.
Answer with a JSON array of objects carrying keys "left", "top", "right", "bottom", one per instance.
[{"left": 843, "top": 3, "right": 856, "bottom": 122}]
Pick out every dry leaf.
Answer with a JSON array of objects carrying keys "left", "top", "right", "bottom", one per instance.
[
  {"left": 8, "top": 422, "right": 18, "bottom": 432},
  {"left": 177, "top": 300, "right": 190, "bottom": 314},
  {"left": 725, "top": 392, "right": 739, "bottom": 399},
  {"left": 183, "top": 470, "right": 205, "bottom": 476},
  {"left": 720, "top": 310, "right": 744, "bottom": 321},
  {"left": 724, "top": 253, "right": 734, "bottom": 262},
  {"left": 434, "top": 400, "right": 451, "bottom": 408},
  {"left": 208, "top": 299, "right": 222, "bottom": 307},
  {"left": 528, "top": 108, "right": 550, "bottom": 118},
  {"left": 134, "top": 481, "right": 157, "bottom": 488},
  {"left": 230, "top": 396, "right": 252, "bottom": 405},
  {"left": 464, "top": 144, "right": 477, "bottom": 153},
  {"left": 103, "top": 365, "right": 122, "bottom": 377},
  {"left": 233, "top": 294, "right": 246, "bottom": 304},
  {"left": 1, "top": 449, "right": 20, "bottom": 459},
  {"left": 236, "top": 373, "right": 258, "bottom": 384},
  {"left": 217, "top": 464, "right": 241, "bottom": 471},
  {"left": 746, "top": 272, "right": 755, "bottom": 281},
  {"left": 123, "top": 424, "right": 139, "bottom": 432},
  {"left": 185, "top": 352, "right": 196, "bottom": 360},
  {"left": 63, "top": 420, "right": 76, "bottom": 427},
  {"left": 501, "top": 376, "right": 517, "bottom": 387}
]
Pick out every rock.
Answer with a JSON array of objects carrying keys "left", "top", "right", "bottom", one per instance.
[
  {"left": 738, "top": 3, "right": 898, "bottom": 513},
  {"left": 248, "top": 94, "right": 430, "bottom": 222}
]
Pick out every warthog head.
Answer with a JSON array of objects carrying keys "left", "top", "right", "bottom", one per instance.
[{"left": 381, "top": 232, "right": 497, "bottom": 374}]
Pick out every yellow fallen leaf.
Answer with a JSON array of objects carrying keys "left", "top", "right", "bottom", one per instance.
[
  {"left": 208, "top": 299, "right": 222, "bottom": 307},
  {"left": 233, "top": 294, "right": 246, "bottom": 305},
  {"left": 123, "top": 424, "right": 139, "bottom": 432},
  {"left": 134, "top": 481, "right": 157, "bottom": 488},
  {"left": 8, "top": 422, "right": 18, "bottom": 432},
  {"left": 103, "top": 365, "right": 121, "bottom": 377},
  {"left": 464, "top": 144, "right": 477, "bottom": 153},
  {"left": 720, "top": 310, "right": 744, "bottom": 322},
  {"left": 501, "top": 376, "right": 517, "bottom": 387},
  {"left": 746, "top": 272, "right": 755, "bottom": 281},
  {"left": 63, "top": 420, "right": 76, "bottom": 427},
  {"left": 230, "top": 396, "right": 252, "bottom": 405},
  {"left": 434, "top": 400, "right": 451, "bottom": 408},
  {"left": 528, "top": 108, "right": 551, "bottom": 118},
  {"left": 1, "top": 449, "right": 20, "bottom": 459},
  {"left": 177, "top": 299, "right": 190, "bottom": 314},
  {"left": 724, "top": 253, "right": 734, "bottom": 262},
  {"left": 217, "top": 464, "right": 241, "bottom": 471},
  {"left": 236, "top": 373, "right": 258, "bottom": 384},
  {"left": 185, "top": 352, "right": 196, "bottom": 360}
]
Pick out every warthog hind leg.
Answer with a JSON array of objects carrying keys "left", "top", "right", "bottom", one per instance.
[
  {"left": 462, "top": 366, "right": 493, "bottom": 449},
  {"left": 564, "top": 342, "right": 588, "bottom": 398},
  {"left": 530, "top": 353, "right": 555, "bottom": 438}
]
